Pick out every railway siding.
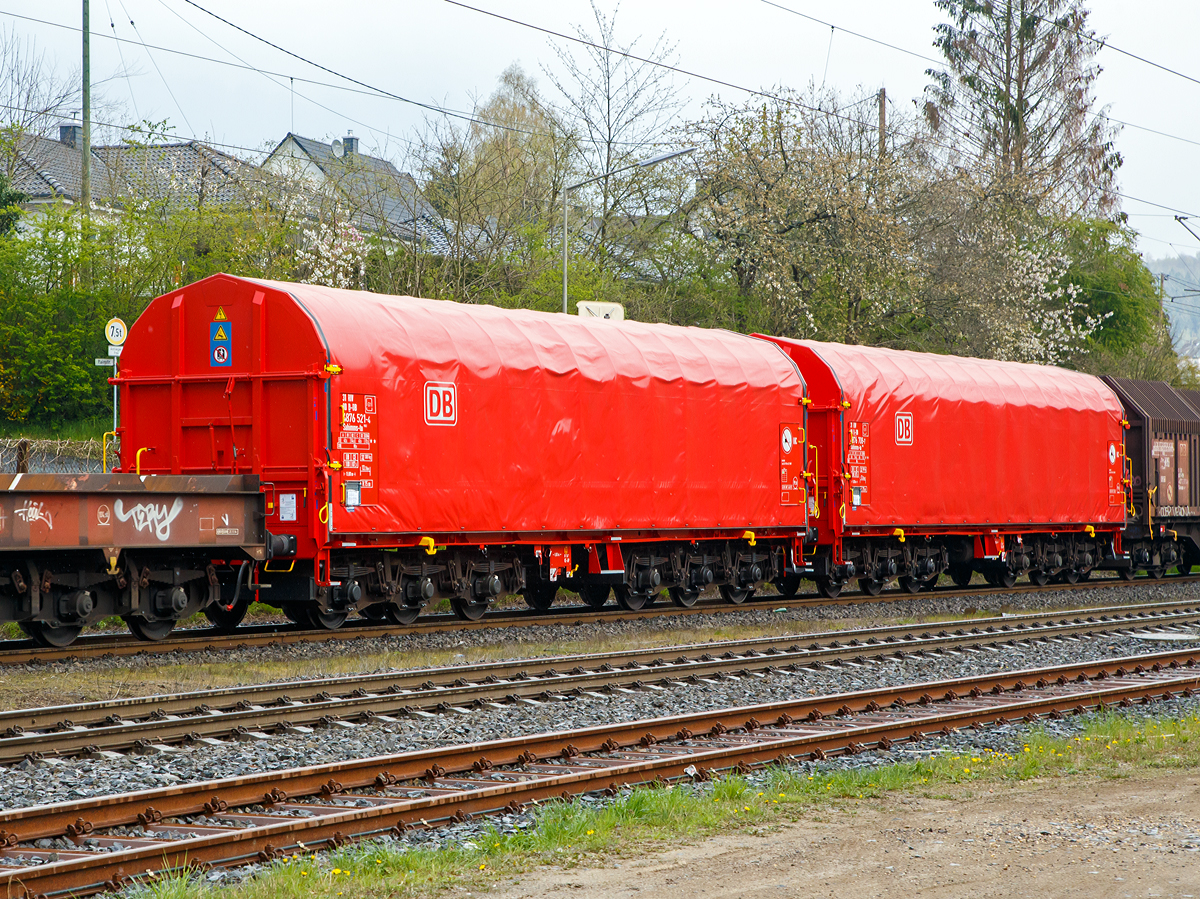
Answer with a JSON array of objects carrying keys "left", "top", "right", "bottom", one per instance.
[{"left": 2, "top": 650, "right": 1198, "bottom": 898}]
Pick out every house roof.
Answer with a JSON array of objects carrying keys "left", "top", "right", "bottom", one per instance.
[
  {"left": 11, "top": 133, "right": 115, "bottom": 202},
  {"left": 265, "top": 133, "right": 451, "bottom": 252},
  {"left": 93, "top": 141, "right": 259, "bottom": 205},
  {"left": 11, "top": 133, "right": 257, "bottom": 207}
]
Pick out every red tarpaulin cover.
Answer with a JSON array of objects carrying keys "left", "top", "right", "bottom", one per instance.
[
  {"left": 762, "top": 338, "right": 1126, "bottom": 529},
  {"left": 121, "top": 275, "right": 811, "bottom": 539}
]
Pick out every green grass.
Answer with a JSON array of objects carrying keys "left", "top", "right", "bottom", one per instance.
[
  {"left": 0, "top": 415, "right": 114, "bottom": 441},
  {"left": 114, "top": 707, "right": 1200, "bottom": 898}
]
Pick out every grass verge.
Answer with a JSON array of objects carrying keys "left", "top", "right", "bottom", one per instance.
[{"left": 125, "top": 706, "right": 1200, "bottom": 899}]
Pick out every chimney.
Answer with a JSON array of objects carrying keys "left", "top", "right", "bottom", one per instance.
[
  {"left": 342, "top": 131, "right": 358, "bottom": 155},
  {"left": 59, "top": 124, "right": 83, "bottom": 148}
]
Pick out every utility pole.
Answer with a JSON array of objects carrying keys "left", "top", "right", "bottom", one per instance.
[
  {"left": 81, "top": 0, "right": 91, "bottom": 219},
  {"left": 877, "top": 87, "right": 886, "bottom": 163}
]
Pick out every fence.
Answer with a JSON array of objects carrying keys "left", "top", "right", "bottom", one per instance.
[{"left": 0, "top": 438, "right": 114, "bottom": 474}]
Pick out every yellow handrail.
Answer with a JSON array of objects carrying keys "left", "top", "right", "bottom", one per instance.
[
  {"left": 135, "top": 446, "right": 154, "bottom": 474},
  {"left": 102, "top": 431, "right": 117, "bottom": 472}
]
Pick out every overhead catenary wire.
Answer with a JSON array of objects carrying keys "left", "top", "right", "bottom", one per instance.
[
  {"left": 760, "top": 0, "right": 1200, "bottom": 154},
  {"left": 152, "top": 0, "right": 397, "bottom": 152},
  {"left": 113, "top": 0, "right": 194, "bottom": 134},
  {"left": 7, "top": 3, "right": 1200, "bottom": 246},
  {"left": 102, "top": 0, "right": 139, "bottom": 122},
  {"left": 0, "top": 7, "right": 670, "bottom": 151}
]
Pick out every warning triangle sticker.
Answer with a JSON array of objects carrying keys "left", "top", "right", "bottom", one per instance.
[
  {"left": 214, "top": 306, "right": 227, "bottom": 321},
  {"left": 213, "top": 325, "right": 228, "bottom": 341}
]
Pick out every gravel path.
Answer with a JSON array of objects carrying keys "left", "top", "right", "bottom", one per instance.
[{"left": 2, "top": 624, "right": 1197, "bottom": 811}]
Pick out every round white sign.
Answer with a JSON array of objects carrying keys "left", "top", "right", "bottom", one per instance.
[
  {"left": 105, "top": 317, "right": 128, "bottom": 346},
  {"left": 781, "top": 427, "right": 794, "bottom": 454}
]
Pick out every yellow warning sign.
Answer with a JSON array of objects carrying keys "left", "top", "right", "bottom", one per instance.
[
  {"left": 214, "top": 306, "right": 227, "bottom": 321},
  {"left": 213, "top": 325, "right": 228, "bottom": 341}
]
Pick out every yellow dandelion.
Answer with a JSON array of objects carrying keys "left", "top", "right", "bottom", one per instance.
[
  {"left": 300, "top": 872, "right": 308, "bottom": 877},
  {"left": 586, "top": 830, "right": 594, "bottom": 835},
  {"left": 332, "top": 868, "right": 342, "bottom": 875},
  {"left": 480, "top": 864, "right": 486, "bottom": 870}
]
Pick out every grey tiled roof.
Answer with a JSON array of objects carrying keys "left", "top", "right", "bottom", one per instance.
[
  {"left": 93, "top": 142, "right": 259, "bottom": 204},
  {"left": 11, "top": 134, "right": 257, "bottom": 207},
  {"left": 265, "top": 133, "right": 452, "bottom": 251},
  {"left": 11, "top": 133, "right": 115, "bottom": 202}
]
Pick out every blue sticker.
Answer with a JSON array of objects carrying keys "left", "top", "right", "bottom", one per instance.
[{"left": 210, "top": 321, "right": 232, "bottom": 367}]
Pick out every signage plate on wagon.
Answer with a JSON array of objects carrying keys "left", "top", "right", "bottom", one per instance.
[
  {"left": 424, "top": 381, "right": 457, "bottom": 425},
  {"left": 210, "top": 322, "right": 231, "bottom": 367}
]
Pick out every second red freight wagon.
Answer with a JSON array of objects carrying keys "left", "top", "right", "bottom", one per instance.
[{"left": 761, "top": 337, "right": 1128, "bottom": 596}]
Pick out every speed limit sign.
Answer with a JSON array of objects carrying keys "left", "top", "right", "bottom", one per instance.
[{"left": 105, "top": 317, "right": 128, "bottom": 346}]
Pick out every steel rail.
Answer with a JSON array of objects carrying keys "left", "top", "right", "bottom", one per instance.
[
  {"left": 2, "top": 574, "right": 1194, "bottom": 666},
  {"left": 1, "top": 649, "right": 1198, "bottom": 898},
  {"left": 3, "top": 602, "right": 1199, "bottom": 763}
]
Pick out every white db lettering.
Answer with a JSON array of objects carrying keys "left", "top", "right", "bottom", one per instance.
[{"left": 424, "top": 381, "right": 457, "bottom": 426}]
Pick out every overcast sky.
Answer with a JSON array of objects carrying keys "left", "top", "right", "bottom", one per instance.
[{"left": 12, "top": 0, "right": 1200, "bottom": 262}]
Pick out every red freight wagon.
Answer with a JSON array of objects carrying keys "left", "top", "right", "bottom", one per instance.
[
  {"left": 759, "top": 337, "right": 1127, "bottom": 597},
  {"left": 117, "top": 274, "right": 810, "bottom": 624}
]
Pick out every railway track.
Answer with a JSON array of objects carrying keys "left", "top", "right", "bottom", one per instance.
[
  {"left": 3, "top": 600, "right": 1198, "bottom": 763},
  {"left": 3, "top": 573, "right": 1196, "bottom": 665},
  {"left": 1, "top": 647, "right": 1197, "bottom": 898}
]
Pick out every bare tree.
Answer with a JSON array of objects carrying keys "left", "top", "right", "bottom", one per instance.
[{"left": 544, "top": 2, "right": 684, "bottom": 264}]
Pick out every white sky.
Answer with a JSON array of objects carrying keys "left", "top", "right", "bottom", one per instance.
[{"left": 11, "top": 0, "right": 1200, "bottom": 262}]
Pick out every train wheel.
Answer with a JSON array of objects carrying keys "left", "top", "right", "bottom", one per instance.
[
  {"left": 615, "top": 586, "right": 655, "bottom": 611},
  {"left": 898, "top": 576, "right": 923, "bottom": 595},
  {"left": 1062, "top": 569, "right": 1081, "bottom": 585},
  {"left": 1119, "top": 566, "right": 1136, "bottom": 581},
  {"left": 774, "top": 576, "right": 801, "bottom": 598},
  {"left": 125, "top": 617, "right": 176, "bottom": 642},
  {"left": 21, "top": 621, "right": 83, "bottom": 647},
  {"left": 858, "top": 578, "right": 884, "bottom": 597},
  {"left": 718, "top": 585, "right": 752, "bottom": 604},
  {"left": 1173, "top": 563, "right": 1194, "bottom": 576},
  {"left": 523, "top": 583, "right": 558, "bottom": 612},
  {"left": 1028, "top": 569, "right": 1050, "bottom": 586},
  {"left": 997, "top": 571, "right": 1017, "bottom": 588},
  {"left": 815, "top": 577, "right": 843, "bottom": 599},
  {"left": 360, "top": 604, "right": 388, "bottom": 620},
  {"left": 1077, "top": 568, "right": 1092, "bottom": 581},
  {"left": 1146, "top": 567, "right": 1164, "bottom": 580},
  {"left": 204, "top": 598, "right": 250, "bottom": 633},
  {"left": 451, "top": 597, "right": 488, "bottom": 621},
  {"left": 669, "top": 587, "right": 700, "bottom": 607},
  {"left": 384, "top": 604, "right": 421, "bottom": 625},
  {"left": 292, "top": 606, "right": 348, "bottom": 630},
  {"left": 949, "top": 568, "right": 972, "bottom": 588},
  {"left": 580, "top": 585, "right": 610, "bottom": 610}
]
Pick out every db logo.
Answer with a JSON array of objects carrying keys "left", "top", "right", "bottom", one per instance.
[
  {"left": 424, "top": 381, "right": 457, "bottom": 426},
  {"left": 895, "top": 412, "right": 913, "bottom": 445}
]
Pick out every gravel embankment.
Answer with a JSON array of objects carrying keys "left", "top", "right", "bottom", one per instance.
[{"left": 1, "top": 624, "right": 1197, "bottom": 811}]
